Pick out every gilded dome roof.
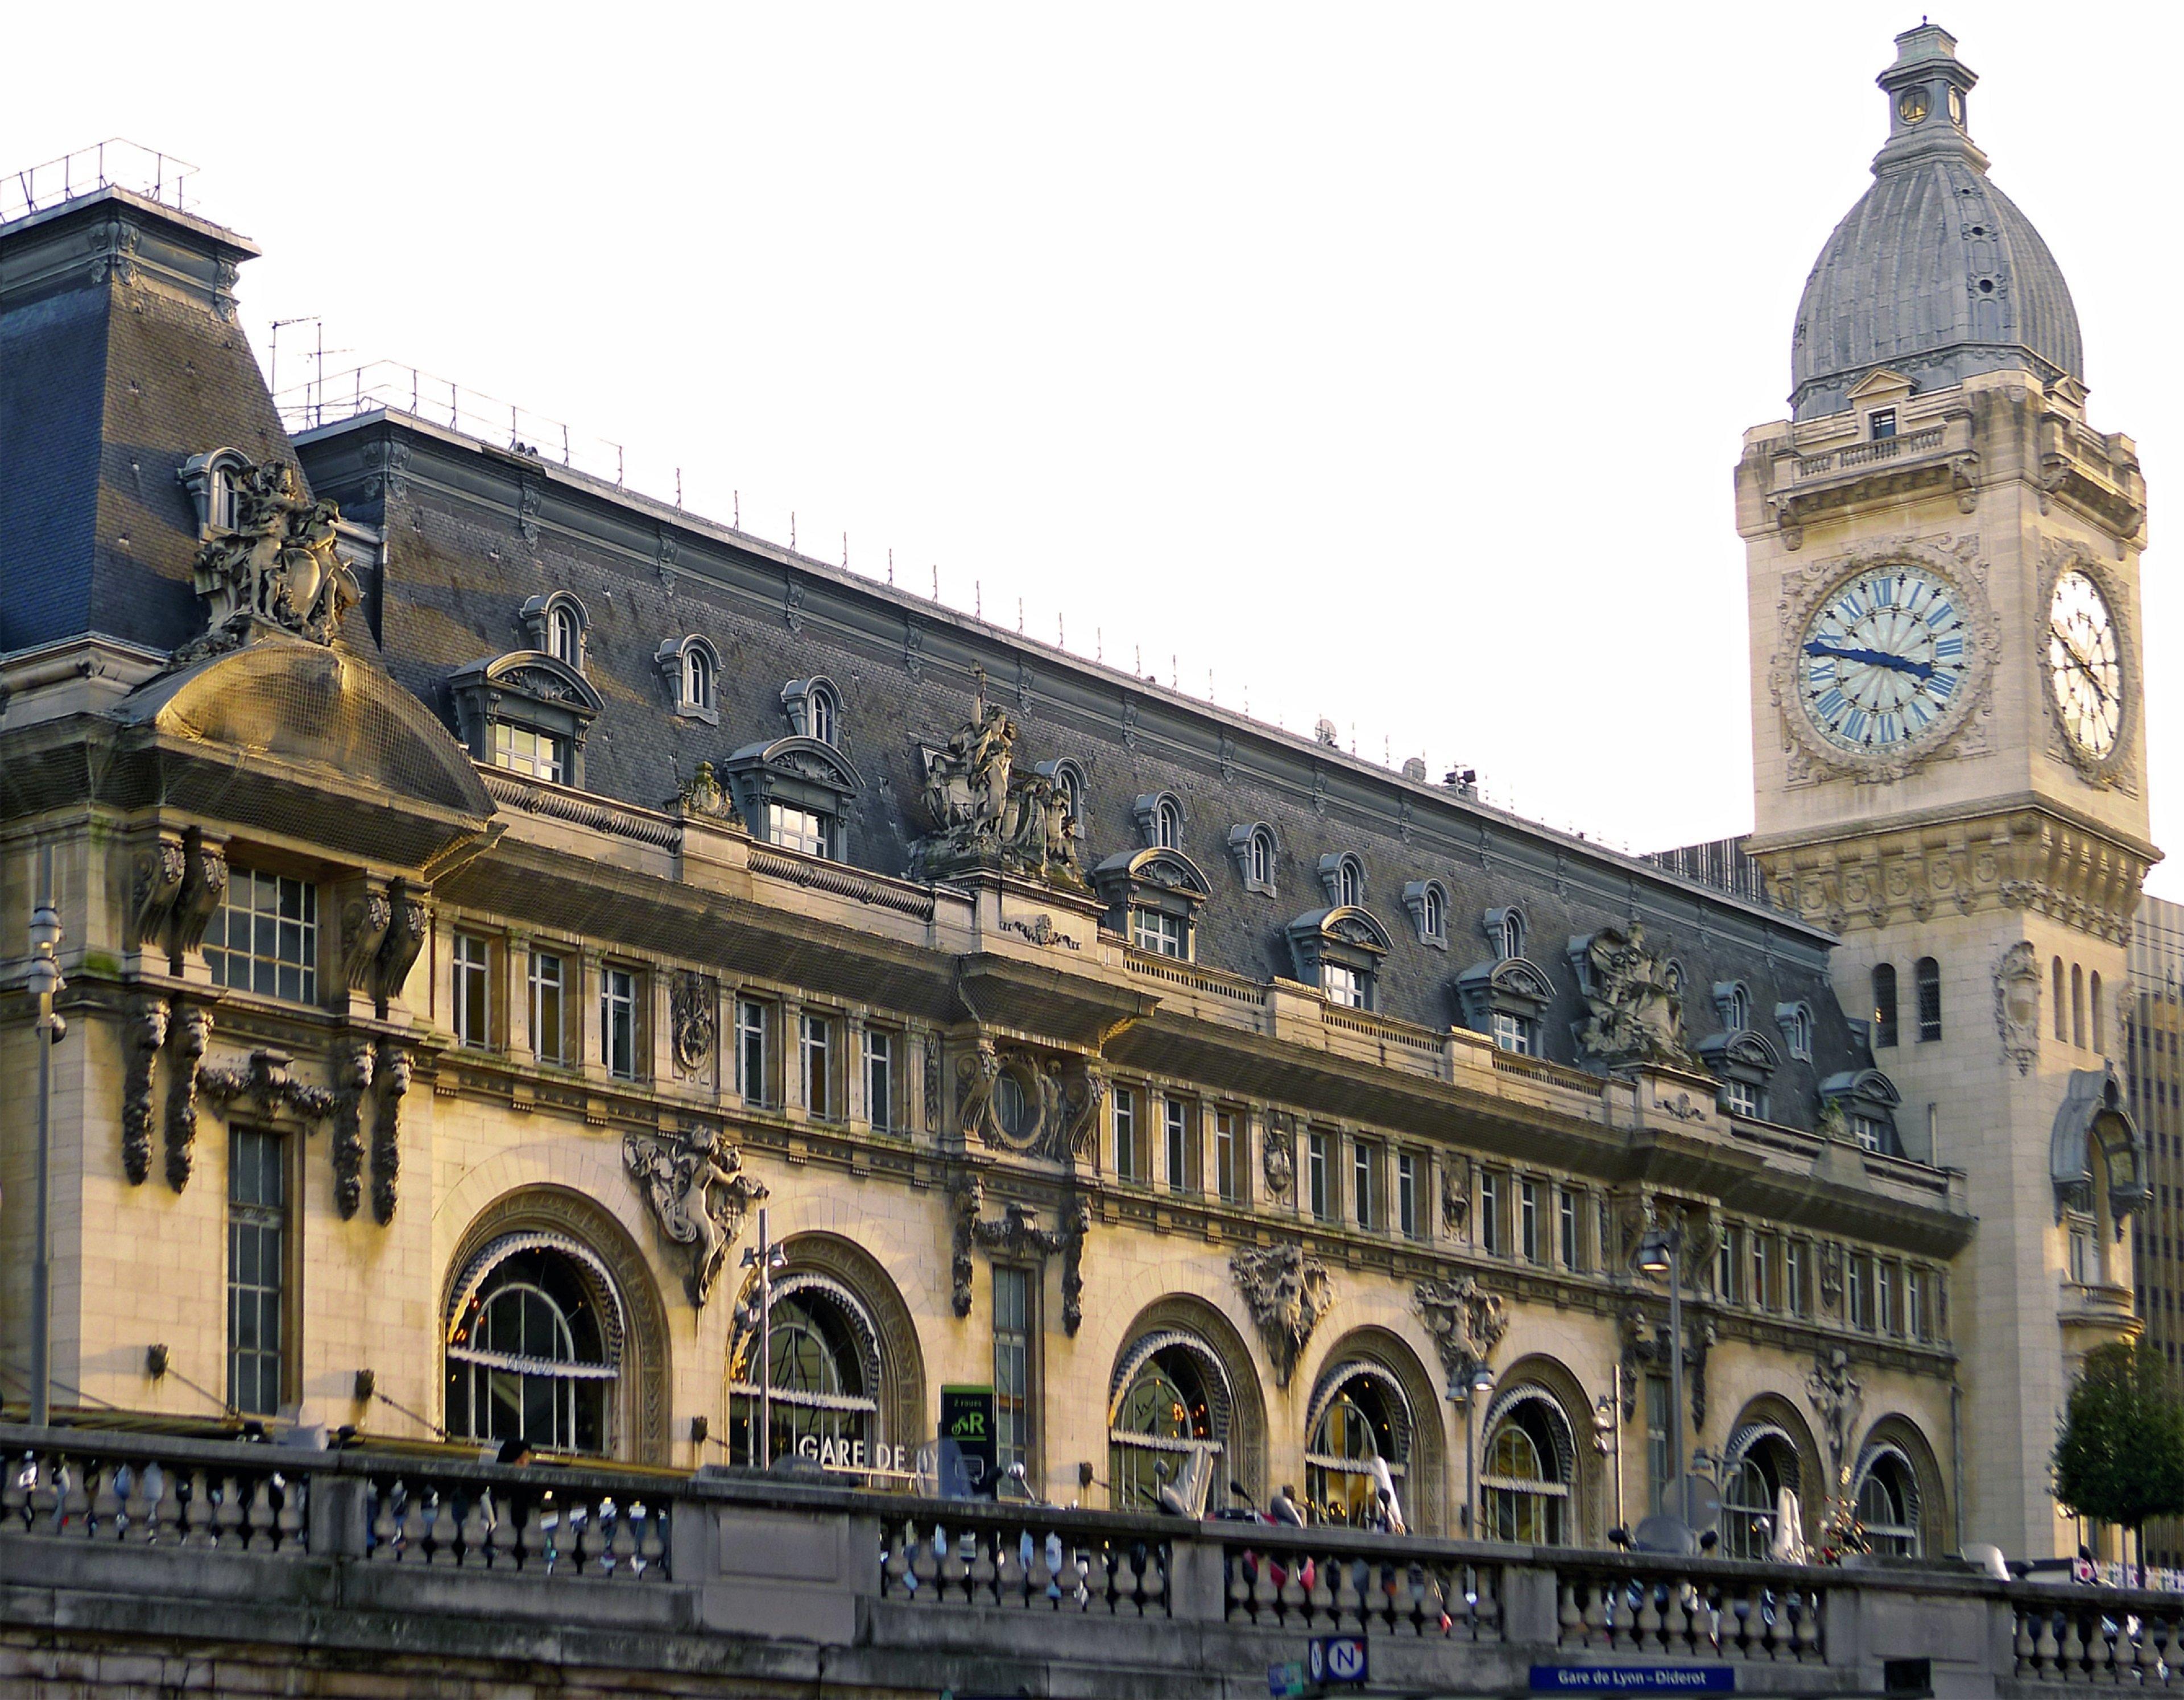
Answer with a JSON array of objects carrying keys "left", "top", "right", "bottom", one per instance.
[{"left": 1790, "top": 23, "right": 2082, "bottom": 421}]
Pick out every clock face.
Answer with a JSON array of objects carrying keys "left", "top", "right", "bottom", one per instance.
[
  {"left": 1799, "top": 566, "right": 1968, "bottom": 751},
  {"left": 1947, "top": 87, "right": 1964, "bottom": 125},
  {"left": 2048, "top": 569, "right": 2122, "bottom": 758},
  {"left": 1898, "top": 88, "right": 1930, "bottom": 125}
]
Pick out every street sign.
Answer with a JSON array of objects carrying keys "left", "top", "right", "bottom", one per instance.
[
  {"left": 1267, "top": 1660, "right": 1308, "bottom": 1698},
  {"left": 938, "top": 1385, "right": 996, "bottom": 1496},
  {"left": 1309, "top": 1634, "right": 1370, "bottom": 1685},
  {"left": 1530, "top": 1665, "right": 1735, "bottom": 1692}
]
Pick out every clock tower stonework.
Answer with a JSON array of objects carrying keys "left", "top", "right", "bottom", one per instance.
[{"left": 1737, "top": 23, "right": 2158, "bottom": 1561}]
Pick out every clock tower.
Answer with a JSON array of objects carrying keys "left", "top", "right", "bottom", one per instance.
[{"left": 1736, "top": 22, "right": 2158, "bottom": 1561}]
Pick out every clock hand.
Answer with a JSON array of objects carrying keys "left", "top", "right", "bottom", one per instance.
[{"left": 1802, "top": 640, "right": 1935, "bottom": 680}]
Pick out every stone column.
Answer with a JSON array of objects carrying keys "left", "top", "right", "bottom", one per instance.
[
  {"left": 503, "top": 930, "right": 534, "bottom": 1065},
  {"left": 579, "top": 948, "right": 606, "bottom": 1082},
  {"left": 780, "top": 995, "right": 805, "bottom": 1119},
  {"left": 845, "top": 1012, "right": 870, "bottom": 1130}
]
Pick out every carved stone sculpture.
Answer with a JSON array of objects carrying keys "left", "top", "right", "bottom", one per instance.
[
  {"left": 1995, "top": 940, "right": 2042, "bottom": 1077},
  {"left": 121, "top": 995, "right": 170, "bottom": 1186},
  {"left": 1570, "top": 924, "right": 1695, "bottom": 1070},
  {"left": 169, "top": 833, "right": 228, "bottom": 963},
  {"left": 1440, "top": 1153, "right": 1470, "bottom": 1236},
  {"left": 1062, "top": 1064, "right": 1108, "bottom": 1160},
  {"left": 1059, "top": 1197, "right": 1092, "bottom": 1336},
  {"left": 670, "top": 971, "right": 717, "bottom": 1078},
  {"left": 371, "top": 1042, "right": 410, "bottom": 1226},
  {"left": 949, "top": 1173, "right": 983, "bottom": 1317},
  {"left": 1230, "top": 1243, "right": 1331, "bottom": 1387},
  {"left": 185, "top": 459, "right": 359, "bottom": 653},
  {"left": 328, "top": 1037, "right": 374, "bottom": 1220},
  {"left": 911, "top": 669, "right": 1085, "bottom": 888},
  {"left": 623, "top": 1125, "right": 766, "bottom": 1306},
  {"left": 340, "top": 888, "right": 392, "bottom": 995},
  {"left": 128, "top": 842, "right": 185, "bottom": 958},
  {"left": 196, "top": 1045, "right": 337, "bottom": 1124},
  {"left": 163, "top": 1006, "right": 212, "bottom": 1192},
  {"left": 1262, "top": 1112, "right": 1296, "bottom": 1201},
  {"left": 679, "top": 759, "right": 742, "bottom": 826},
  {"left": 371, "top": 881, "right": 429, "bottom": 1012},
  {"left": 1415, "top": 1274, "right": 1507, "bottom": 1384},
  {"left": 1806, "top": 1347, "right": 1865, "bottom": 1496}
]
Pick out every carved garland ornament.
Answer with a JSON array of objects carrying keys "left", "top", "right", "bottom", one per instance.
[{"left": 1768, "top": 532, "right": 2000, "bottom": 787}]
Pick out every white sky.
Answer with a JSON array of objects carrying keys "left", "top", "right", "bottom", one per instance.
[{"left": 9, "top": 3, "right": 2181, "bottom": 895}]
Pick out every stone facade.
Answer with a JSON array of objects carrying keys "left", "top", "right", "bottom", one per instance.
[{"left": 0, "top": 20, "right": 2146, "bottom": 1597}]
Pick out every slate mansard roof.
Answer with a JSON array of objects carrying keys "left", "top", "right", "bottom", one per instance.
[{"left": 0, "top": 180, "right": 1891, "bottom": 1148}]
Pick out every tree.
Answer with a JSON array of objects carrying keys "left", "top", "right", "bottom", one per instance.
[{"left": 2053, "top": 1342, "right": 2184, "bottom": 1569}]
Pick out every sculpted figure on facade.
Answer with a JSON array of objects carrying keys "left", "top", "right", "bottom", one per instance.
[
  {"left": 371, "top": 1041, "right": 410, "bottom": 1226},
  {"left": 678, "top": 759, "right": 743, "bottom": 826},
  {"left": 121, "top": 994, "right": 169, "bottom": 1186},
  {"left": 912, "top": 670, "right": 1084, "bottom": 887},
  {"left": 1261, "top": 1111, "right": 1296, "bottom": 1201},
  {"left": 328, "top": 1036, "right": 374, "bottom": 1219},
  {"left": 1415, "top": 1273, "right": 1506, "bottom": 1384},
  {"left": 1440, "top": 1153, "right": 1470, "bottom": 1237},
  {"left": 623, "top": 1125, "right": 767, "bottom": 1306},
  {"left": 1994, "top": 940, "right": 2043, "bottom": 1077},
  {"left": 188, "top": 459, "right": 359, "bottom": 650},
  {"left": 1570, "top": 925, "right": 1694, "bottom": 1070},
  {"left": 1230, "top": 1242, "right": 1331, "bottom": 1387},
  {"left": 163, "top": 1005, "right": 212, "bottom": 1192},
  {"left": 669, "top": 971, "right": 717, "bottom": 1080}
]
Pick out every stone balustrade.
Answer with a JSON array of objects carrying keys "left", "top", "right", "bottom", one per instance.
[{"left": 0, "top": 1422, "right": 2160, "bottom": 1695}]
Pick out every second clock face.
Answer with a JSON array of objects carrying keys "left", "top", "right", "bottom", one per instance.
[
  {"left": 2048, "top": 569, "right": 2123, "bottom": 758},
  {"left": 1800, "top": 566, "right": 1968, "bottom": 751}
]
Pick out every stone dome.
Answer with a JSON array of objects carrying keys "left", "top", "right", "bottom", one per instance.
[{"left": 1790, "top": 23, "right": 2082, "bottom": 421}]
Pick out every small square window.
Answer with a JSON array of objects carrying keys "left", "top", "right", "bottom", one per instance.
[
  {"left": 493, "top": 722, "right": 566, "bottom": 784},
  {"left": 1492, "top": 1011, "right": 1534, "bottom": 1055},
  {"left": 769, "top": 803, "right": 834, "bottom": 858},
  {"left": 1132, "top": 907, "right": 1186, "bottom": 958},
  {"left": 1721, "top": 1078, "right": 1759, "bottom": 1118},
  {"left": 1323, "top": 962, "right": 1366, "bottom": 1009},
  {"left": 1870, "top": 407, "right": 1897, "bottom": 441}
]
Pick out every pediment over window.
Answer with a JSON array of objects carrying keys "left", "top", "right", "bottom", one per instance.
[
  {"left": 1092, "top": 846, "right": 1212, "bottom": 906},
  {"left": 2050, "top": 1062, "right": 2146, "bottom": 1227},
  {"left": 449, "top": 650, "right": 603, "bottom": 788},
  {"left": 725, "top": 735, "right": 863, "bottom": 801},
  {"left": 1695, "top": 1028, "right": 1780, "bottom": 1078},
  {"left": 1453, "top": 956, "right": 1553, "bottom": 1031},
  {"left": 1286, "top": 904, "right": 1390, "bottom": 976}
]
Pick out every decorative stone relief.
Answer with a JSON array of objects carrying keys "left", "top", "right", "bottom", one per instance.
[
  {"left": 1441, "top": 1155, "right": 1471, "bottom": 1239},
  {"left": 911, "top": 671, "right": 1083, "bottom": 888},
  {"left": 1994, "top": 940, "right": 2042, "bottom": 1077},
  {"left": 922, "top": 1036, "right": 942, "bottom": 1133},
  {"left": 1230, "top": 1243, "right": 1331, "bottom": 1388},
  {"left": 163, "top": 1006, "right": 212, "bottom": 1192},
  {"left": 1061, "top": 1064, "right": 1107, "bottom": 1160},
  {"left": 121, "top": 995, "right": 170, "bottom": 1186},
  {"left": 784, "top": 577, "right": 805, "bottom": 633},
  {"left": 999, "top": 913, "right": 1079, "bottom": 950},
  {"left": 1261, "top": 1111, "right": 1295, "bottom": 1202},
  {"left": 516, "top": 480, "right": 542, "bottom": 547},
  {"left": 1568, "top": 925, "right": 1695, "bottom": 1070},
  {"left": 1818, "top": 1243, "right": 1844, "bottom": 1312},
  {"left": 371, "top": 880, "right": 429, "bottom": 1012},
  {"left": 678, "top": 760, "right": 743, "bottom": 826},
  {"left": 949, "top": 1173, "right": 982, "bottom": 1318},
  {"left": 623, "top": 1125, "right": 767, "bottom": 1307},
  {"left": 1414, "top": 1274, "right": 1506, "bottom": 1385},
  {"left": 903, "top": 618, "right": 925, "bottom": 679},
  {"left": 670, "top": 971, "right": 717, "bottom": 1079},
  {"left": 1058, "top": 1198, "right": 1092, "bottom": 1336},
  {"left": 371, "top": 1041, "right": 410, "bottom": 1226},
  {"left": 340, "top": 886, "right": 392, "bottom": 996},
  {"left": 951, "top": 1179, "right": 1090, "bottom": 1329},
  {"left": 328, "top": 1036, "right": 374, "bottom": 1220},
  {"left": 1806, "top": 1347, "right": 1864, "bottom": 1496},
  {"left": 198, "top": 1047, "right": 334, "bottom": 1132},
  {"left": 183, "top": 460, "right": 359, "bottom": 656},
  {"left": 128, "top": 841, "right": 185, "bottom": 959}
]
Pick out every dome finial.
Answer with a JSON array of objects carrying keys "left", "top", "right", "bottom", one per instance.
[{"left": 1873, "top": 19, "right": 1984, "bottom": 173}]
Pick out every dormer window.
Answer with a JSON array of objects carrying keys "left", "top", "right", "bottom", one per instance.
[
  {"left": 781, "top": 676, "right": 844, "bottom": 746},
  {"left": 1869, "top": 408, "right": 1897, "bottom": 442},
  {"left": 179, "top": 448, "right": 253, "bottom": 536},
  {"left": 1095, "top": 847, "right": 1211, "bottom": 962},
  {"left": 1717, "top": 981, "right": 1751, "bottom": 1033},
  {"left": 451, "top": 651, "right": 603, "bottom": 790},
  {"left": 1131, "top": 792, "right": 1185, "bottom": 851},
  {"left": 1227, "top": 823, "right": 1277, "bottom": 897},
  {"left": 519, "top": 592, "right": 589, "bottom": 673},
  {"left": 1486, "top": 905, "right": 1526, "bottom": 962},
  {"left": 1035, "top": 760, "right": 1089, "bottom": 845},
  {"left": 724, "top": 735, "right": 863, "bottom": 863},
  {"left": 1776, "top": 1001, "right": 1815, "bottom": 1063},
  {"left": 1318, "top": 853, "right": 1366, "bottom": 909},
  {"left": 656, "top": 636, "right": 722, "bottom": 725},
  {"left": 1402, "top": 880, "right": 1449, "bottom": 949},
  {"left": 1287, "top": 904, "right": 1392, "bottom": 1013}
]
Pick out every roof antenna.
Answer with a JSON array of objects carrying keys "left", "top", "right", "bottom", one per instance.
[
  {"left": 932, "top": 564, "right": 939, "bottom": 600},
  {"left": 1018, "top": 597, "right": 1024, "bottom": 632},
  {"left": 734, "top": 490, "right": 740, "bottom": 530},
  {"left": 791, "top": 511, "right": 796, "bottom": 550},
  {"left": 675, "top": 468, "right": 683, "bottom": 507},
  {"left": 842, "top": 531, "right": 848, "bottom": 568},
  {"left": 888, "top": 548, "right": 895, "bottom": 586}
]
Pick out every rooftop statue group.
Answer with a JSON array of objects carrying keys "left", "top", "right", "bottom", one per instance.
[
  {"left": 913, "top": 669, "right": 1084, "bottom": 888},
  {"left": 1573, "top": 924, "right": 1696, "bottom": 1072},
  {"left": 188, "top": 458, "right": 359, "bottom": 652}
]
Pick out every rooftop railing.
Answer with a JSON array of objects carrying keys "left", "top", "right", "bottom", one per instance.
[{"left": 1, "top": 139, "right": 197, "bottom": 226}]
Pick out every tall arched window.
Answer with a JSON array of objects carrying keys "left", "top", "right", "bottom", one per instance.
[
  {"left": 2091, "top": 971, "right": 2106, "bottom": 1053},
  {"left": 1914, "top": 957, "right": 1942, "bottom": 1043},
  {"left": 1250, "top": 828, "right": 1273, "bottom": 888},
  {"left": 1720, "top": 1427, "right": 1804, "bottom": 1561},
  {"left": 2054, "top": 957, "right": 2068, "bottom": 1041},
  {"left": 1339, "top": 857, "right": 1363, "bottom": 909},
  {"left": 727, "top": 1277, "right": 880, "bottom": 1468},
  {"left": 548, "top": 603, "right": 582, "bottom": 668},
  {"left": 1479, "top": 1392, "right": 1572, "bottom": 1546},
  {"left": 684, "top": 646, "right": 714, "bottom": 713},
  {"left": 1854, "top": 1449, "right": 1921, "bottom": 1557},
  {"left": 1110, "top": 1335, "right": 1228, "bottom": 1514},
  {"left": 2073, "top": 963, "right": 2087, "bottom": 1048},
  {"left": 1155, "top": 797, "right": 1182, "bottom": 851},
  {"left": 809, "top": 685, "right": 838, "bottom": 746},
  {"left": 1871, "top": 963, "right": 1898, "bottom": 1049},
  {"left": 445, "top": 1238, "right": 622, "bottom": 1455},
  {"left": 1499, "top": 909, "right": 1526, "bottom": 961},
  {"left": 1423, "top": 885, "right": 1446, "bottom": 944},
  {"left": 1305, "top": 1367, "right": 1412, "bottom": 1527},
  {"left": 1724, "top": 983, "right": 1750, "bottom": 1032}
]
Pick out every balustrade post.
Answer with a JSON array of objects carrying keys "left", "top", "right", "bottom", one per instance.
[
  {"left": 307, "top": 1472, "right": 369, "bottom": 1559},
  {"left": 1499, "top": 1565, "right": 1562, "bottom": 1651},
  {"left": 1167, "top": 1531, "right": 1228, "bottom": 1623}
]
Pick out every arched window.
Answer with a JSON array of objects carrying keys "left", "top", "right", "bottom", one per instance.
[
  {"left": 1251, "top": 828, "right": 1273, "bottom": 888},
  {"left": 1782, "top": 1002, "right": 1814, "bottom": 1062},
  {"left": 684, "top": 646, "right": 713, "bottom": 712},
  {"left": 2091, "top": 971, "right": 2106, "bottom": 1053},
  {"left": 548, "top": 603, "right": 582, "bottom": 668},
  {"left": 727, "top": 1276, "right": 880, "bottom": 1469},
  {"left": 1479, "top": 1392, "right": 1572, "bottom": 1546},
  {"left": 1497, "top": 908, "right": 1526, "bottom": 961},
  {"left": 445, "top": 1238, "right": 621, "bottom": 1456},
  {"left": 213, "top": 462, "right": 247, "bottom": 531},
  {"left": 1305, "top": 1367, "right": 1412, "bottom": 1527},
  {"left": 1871, "top": 963, "right": 1898, "bottom": 1048},
  {"left": 1854, "top": 1449, "right": 1921, "bottom": 1557},
  {"left": 1339, "top": 857, "right": 1363, "bottom": 909},
  {"left": 1724, "top": 983, "right": 1750, "bottom": 1032},
  {"left": 2073, "top": 963, "right": 2087, "bottom": 1048},
  {"left": 2054, "top": 957, "right": 2069, "bottom": 1041},
  {"left": 1915, "top": 957, "right": 1942, "bottom": 1043},
  {"left": 1720, "top": 1427, "right": 1804, "bottom": 1561},
  {"left": 808, "top": 686, "right": 838, "bottom": 746},
  {"left": 1156, "top": 797, "right": 1182, "bottom": 851},
  {"left": 1110, "top": 1334, "right": 1228, "bottom": 1515},
  {"left": 1424, "top": 886, "right": 1446, "bottom": 942}
]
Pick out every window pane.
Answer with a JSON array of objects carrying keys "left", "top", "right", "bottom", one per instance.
[
  {"left": 228, "top": 1128, "right": 286, "bottom": 1416},
  {"left": 205, "top": 868, "right": 318, "bottom": 1006}
]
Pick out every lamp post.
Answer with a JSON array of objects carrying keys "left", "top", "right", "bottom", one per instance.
[
  {"left": 26, "top": 845, "right": 67, "bottom": 1430},
  {"left": 739, "top": 1206, "right": 786, "bottom": 1467},
  {"left": 1459, "top": 1359, "right": 1495, "bottom": 1535},
  {"left": 1594, "top": 1392, "right": 1622, "bottom": 1538},
  {"left": 1636, "top": 1213, "right": 1687, "bottom": 1530}
]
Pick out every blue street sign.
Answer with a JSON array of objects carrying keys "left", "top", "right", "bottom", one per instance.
[
  {"left": 1310, "top": 1635, "right": 1370, "bottom": 1685},
  {"left": 1268, "top": 1660, "right": 1308, "bottom": 1698},
  {"left": 1529, "top": 1666, "right": 1735, "bottom": 1693}
]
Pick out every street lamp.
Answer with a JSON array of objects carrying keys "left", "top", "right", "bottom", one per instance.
[
  {"left": 739, "top": 1206, "right": 787, "bottom": 1467},
  {"left": 1635, "top": 1215, "right": 1687, "bottom": 1531},
  {"left": 26, "top": 845, "right": 67, "bottom": 1430},
  {"left": 1458, "top": 1359, "right": 1495, "bottom": 1535}
]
